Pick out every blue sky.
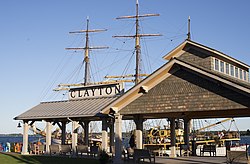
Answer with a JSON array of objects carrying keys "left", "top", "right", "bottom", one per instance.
[{"left": 0, "top": 0, "right": 250, "bottom": 134}]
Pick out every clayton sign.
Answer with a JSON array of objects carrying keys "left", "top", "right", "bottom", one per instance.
[{"left": 69, "top": 83, "right": 124, "bottom": 100}]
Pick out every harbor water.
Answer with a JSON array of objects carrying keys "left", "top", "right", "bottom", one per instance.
[
  {"left": 0, "top": 135, "right": 250, "bottom": 153},
  {"left": 0, "top": 135, "right": 43, "bottom": 144}
]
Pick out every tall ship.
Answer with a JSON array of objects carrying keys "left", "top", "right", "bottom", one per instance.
[{"left": 143, "top": 118, "right": 245, "bottom": 156}]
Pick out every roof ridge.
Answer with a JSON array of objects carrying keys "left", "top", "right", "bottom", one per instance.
[
  {"left": 40, "top": 95, "right": 121, "bottom": 104},
  {"left": 186, "top": 40, "right": 250, "bottom": 68}
]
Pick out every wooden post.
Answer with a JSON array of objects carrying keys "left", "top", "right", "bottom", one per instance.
[
  {"left": 109, "top": 119, "right": 115, "bottom": 153},
  {"left": 61, "top": 121, "right": 66, "bottom": 145},
  {"left": 102, "top": 118, "right": 108, "bottom": 151},
  {"left": 84, "top": 121, "right": 90, "bottom": 146},
  {"left": 21, "top": 121, "right": 29, "bottom": 155},
  {"left": 170, "top": 118, "right": 176, "bottom": 157},
  {"left": 45, "top": 121, "right": 52, "bottom": 154},
  {"left": 114, "top": 113, "right": 123, "bottom": 163},
  {"left": 184, "top": 118, "right": 190, "bottom": 148},
  {"left": 134, "top": 115, "right": 143, "bottom": 149},
  {"left": 72, "top": 121, "right": 79, "bottom": 155}
]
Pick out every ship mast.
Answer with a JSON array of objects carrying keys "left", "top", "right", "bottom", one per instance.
[
  {"left": 65, "top": 17, "right": 108, "bottom": 86},
  {"left": 55, "top": 1, "right": 161, "bottom": 91},
  {"left": 135, "top": 0, "right": 141, "bottom": 84},
  {"left": 54, "top": 18, "right": 108, "bottom": 91},
  {"left": 113, "top": 0, "right": 161, "bottom": 84},
  {"left": 84, "top": 18, "right": 90, "bottom": 85}
]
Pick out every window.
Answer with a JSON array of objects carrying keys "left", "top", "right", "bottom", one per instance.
[
  {"left": 230, "top": 65, "right": 234, "bottom": 76},
  {"left": 243, "top": 71, "right": 247, "bottom": 81},
  {"left": 235, "top": 67, "right": 238, "bottom": 78},
  {"left": 226, "top": 63, "right": 229, "bottom": 74},
  {"left": 215, "top": 58, "right": 219, "bottom": 71},
  {"left": 220, "top": 61, "right": 224, "bottom": 73},
  {"left": 239, "top": 69, "right": 243, "bottom": 79},
  {"left": 213, "top": 57, "right": 248, "bottom": 82}
]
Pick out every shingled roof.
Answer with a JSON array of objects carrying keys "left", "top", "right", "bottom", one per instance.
[
  {"left": 101, "top": 58, "right": 250, "bottom": 116},
  {"left": 14, "top": 96, "right": 119, "bottom": 120},
  {"left": 163, "top": 39, "right": 250, "bottom": 68},
  {"left": 15, "top": 40, "right": 250, "bottom": 121}
]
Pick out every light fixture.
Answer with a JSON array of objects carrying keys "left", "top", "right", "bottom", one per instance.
[
  {"left": 17, "top": 121, "right": 22, "bottom": 128},
  {"left": 138, "top": 86, "right": 148, "bottom": 94}
]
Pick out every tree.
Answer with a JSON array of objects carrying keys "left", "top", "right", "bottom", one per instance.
[{"left": 246, "top": 129, "right": 250, "bottom": 136}]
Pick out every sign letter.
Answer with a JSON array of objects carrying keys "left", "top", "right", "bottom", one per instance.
[{"left": 70, "top": 91, "right": 75, "bottom": 98}]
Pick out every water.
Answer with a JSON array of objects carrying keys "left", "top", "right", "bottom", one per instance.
[
  {"left": 1, "top": 135, "right": 250, "bottom": 145},
  {"left": 239, "top": 136, "right": 250, "bottom": 154},
  {"left": 0, "top": 135, "right": 250, "bottom": 153},
  {"left": 0, "top": 135, "right": 43, "bottom": 144},
  {"left": 239, "top": 136, "right": 250, "bottom": 144}
]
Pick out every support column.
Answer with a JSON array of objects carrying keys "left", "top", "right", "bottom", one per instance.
[
  {"left": 61, "top": 121, "right": 66, "bottom": 145},
  {"left": 72, "top": 121, "right": 79, "bottom": 155},
  {"left": 45, "top": 121, "right": 52, "bottom": 154},
  {"left": 102, "top": 118, "right": 108, "bottom": 151},
  {"left": 84, "top": 121, "right": 89, "bottom": 146},
  {"left": 109, "top": 119, "right": 115, "bottom": 152},
  {"left": 134, "top": 115, "right": 143, "bottom": 149},
  {"left": 21, "top": 121, "right": 29, "bottom": 155},
  {"left": 170, "top": 118, "right": 176, "bottom": 157},
  {"left": 184, "top": 118, "right": 190, "bottom": 148},
  {"left": 114, "top": 113, "right": 123, "bottom": 164}
]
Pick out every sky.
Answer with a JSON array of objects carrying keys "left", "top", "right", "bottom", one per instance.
[{"left": 0, "top": 0, "right": 250, "bottom": 134}]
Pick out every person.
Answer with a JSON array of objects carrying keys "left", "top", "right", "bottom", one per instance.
[
  {"left": 157, "top": 137, "right": 161, "bottom": 144},
  {"left": 0, "top": 143, "right": 3, "bottom": 152},
  {"left": 15, "top": 143, "right": 21, "bottom": 152},
  {"left": 129, "top": 134, "right": 135, "bottom": 148},
  {"left": 37, "top": 139, "right": 42, "bottom": 145},
  {"left": 6, "top": 142, "right": 10, "bottom": 152},
  {"left": 218, "top": 131, "right": 224, "bottom": 139}
]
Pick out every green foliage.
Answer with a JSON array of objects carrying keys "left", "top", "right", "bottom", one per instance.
[
  {"left": 0, "top": 152, "right": 99, "bottom": 164},
  {"left": 246, "top": 129, "right": 250, "bottom": 135},
  {"left": 240, "top": 130, "right": 250, "bottom": 136}
]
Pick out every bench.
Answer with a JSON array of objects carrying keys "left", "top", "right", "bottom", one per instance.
[
  {"left": 60, "top": 145, "right": 72, "bottom": 156},
  {"left": 133, "top": 149, "right": 155, "bottom": 163},
  {"left": 50, "top": 145, "right": 72, "bottom": 156},
  {"left": 49, "top": 145, "right": 60, "bottom": 156},
  {"left": 200, "top": 145, "right": 216, "bottom": 156},
  {"left": 180, "top": 144, "right": 190, "bottom": 157},
  {"left": 29, "top": 144, "right": 37, "bottom": 154},
  {"left": 226, "top": 150, "right": 250, "bottom": 164},
  {"left": 37, "top": 145, "right": 45, "bottom": 155},
  {"left": 76, "top": 145, "right": 89, "bottom": 157},
  {"left": 144, "top": 145, "right": 163, "bottom": 156}
]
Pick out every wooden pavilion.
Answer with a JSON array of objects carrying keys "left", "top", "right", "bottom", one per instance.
[{"left": 15, "top": 39, "right": 250, "bottom": 163}]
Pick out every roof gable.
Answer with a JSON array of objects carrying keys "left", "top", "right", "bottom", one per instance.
[
  {"left": 101, "top": 58, "right": 250, "bottom": 115},
  {"left": 163, "top": 40, "right": 250, "bottom": 69},
  {"left": 119, "top": 66, "right": 250, "bottom": 118}
]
